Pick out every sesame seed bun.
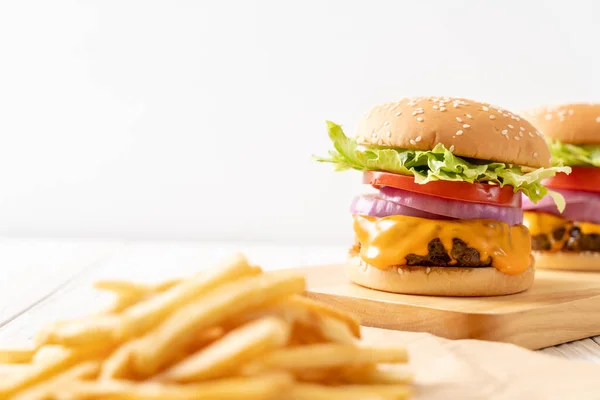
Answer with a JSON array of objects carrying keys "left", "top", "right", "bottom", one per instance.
[
  {"left": 532, "top": 251, "right": 600, "bottom": 272},
  {"left": 356, "top": 96, "right": 551, "bottom": 168},
  {"left": 523, "top": 103, "right": 600, "bottom": 145},
  {"left": 347, "top": 256, "right": 535, "bottom": 296}
]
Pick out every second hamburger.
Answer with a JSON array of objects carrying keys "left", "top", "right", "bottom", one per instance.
[{"left": 523, "top": 103, "right": 600, "bottom": 271}]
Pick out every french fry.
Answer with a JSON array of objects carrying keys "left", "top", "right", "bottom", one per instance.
[
  {"left": 290, "top": 324, "right": 326, "bottom": 346},
  {"left": 150, "top": 279, "right": 182, "bottom": 292},
  {"left": 120, "top": 253, "right": 260, "bottom": 338},
  {"left": 0, "top": 345, "right": 105, "bottom": 398},
  {"left": 99, "top": 279, "right": 181, "bottom": 314},
  {"left": 99, "top": 340, "right": 139, "bottom": 381},
  {"left": 289, "top": 296, "right": 361, "bottom": 338},
  {"left": 95, "top": 280, "right": 152, "bottom": 297},
  {"left": 318, "top": 315, "right": 357, "bottom": 344},
  {"left": 12, "top": 361, "right": 100, "bottom": 400},
  {"left": 290, "top": 383, "right": 411, "bottom": 400},
  {"left": 38, "top": 315, "right": 122, "bottom": 347},
  {"left": 104, "top": 293, "right": 145, "bottom": 315},
  {"left": 61, "top": 374, "right": 293, "bottom": 400},
  {"left": 101, "top": 326, "right": 227, "bottom": 381},
  {"left": 246, "top": 343, "right": 408, "bottom": 372},
  {"left": 97, "top": 279, "right": 181, "bottom": 301},
  {"left": 158, "top": 316, "right": 290, "bottom": 382},
  {"left": 0, "top": 348, "right": 35, "bottom": 364},
  {"left": 132, "top": 272, "right": 305, "bottom": 377},
  {"left": 246, "top": 296, "right": 360, "bottom": 343}
]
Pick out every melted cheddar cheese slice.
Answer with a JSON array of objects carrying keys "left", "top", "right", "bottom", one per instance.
[
  {"left": 523, "top": 211, "right": 600, "bottom": 251},
  {"left": 353, "top": 215, "right": 531, "bottom": 275}
]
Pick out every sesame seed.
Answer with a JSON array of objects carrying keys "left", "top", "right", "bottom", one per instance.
[
  {"left": 466, "top": 114, "right": 472, "bottom": 119},
  {"left": 390, "top": 103, "right": 400, "bottom": 111},
  {"left": 439, "top": 107, "right": 446, "bottom": 111},
  {"left": 568, "top": 109, "right": 574, "bottom": 115},
  {"left": 520, "top": 127, "right": 525, "bottom": 131},
  {"left": 503, "top": 113, "right": 509, "bottom": 117},
  {"left": 519, "top": 131, "right": 523, "bottom": 137},
  {"left": 449, "top": 145, "right": 455, "bottom": 152},
  {"left": 456, "top": 130, "right": 464, "bottom": 136},
  {"left": 417, "top": 117, "right": 423, "bottom": 122},
  {"left": 410, "top": 139, "right": 416, "bottom": 145},
  {"left": 489, "top": 115, "right": 496, "bottom": 120},
  {"left": 596, "top": 117, "right": 600, "bottom": 123},
  {"left": 386, "top": 131, "right": 392, "bottom": 138},
  {"left": 433, "top": 105, "right": 439, "bottom": 109},
  {"left": 536, "top": 131, "right": 543, "bottom": 137},
  {"left": 395, "top": 112, "right": 402, "bottom": 116},
  {"left": 514, "top": 136, "right": 520, "bottom": 141},
  {"left": 463, "top": 124, "right": 470, "bottom": 128},
  {"left": 383, "top": 121, "right": 390, "bottom": 126},
  {"left": 397, "top": 267, "right": 404, "bottom": 275},
  {"left": 415, "top": 135, "right": 422, "bottom": 142},
  {"left": 508, "top": 124, "right": 514, "bottom": 129},
  {"left": 545, "top": 114, "right": 552, "bottom": 120},
  {"left": 533, "top": 152, "right": 538, "bottom": 157},
  {"left": 501, "top": 129, "right": 508, "bottom": 135},
  {"left": 516, "top": 117, "right": 521, "bottom": 121},
  {"left": 426, "top": 267, "right": 431, "bottom": 274},
  {"left": 482, "top": 106, "right": 489, "bottom": 111},
  {"left": 371, "top": 132, "right": 377, "bottom": 138},
  {"left": 528, "top": 132, "right": 534, "bottom": 137},
  {"left": 456, "top": 117, "right": 463, "bottom": 123}
]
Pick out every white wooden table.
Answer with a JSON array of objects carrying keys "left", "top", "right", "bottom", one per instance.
[{"left": 0, "top": 238, "right": 598, "bottom": 362}]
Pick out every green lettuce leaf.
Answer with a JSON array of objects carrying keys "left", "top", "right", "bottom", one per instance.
[
  {"left": 549, "top": 140, "right": 600, "bottom": 167},
  {"left": 314, "top": 121, "right": 570, "bottom": 209}
]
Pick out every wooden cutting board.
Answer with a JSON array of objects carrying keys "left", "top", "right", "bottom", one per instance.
[{"left": 302, "top": 265, "right": 600, "bottom": 350}]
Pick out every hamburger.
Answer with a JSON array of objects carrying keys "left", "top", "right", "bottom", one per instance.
[
  {"left": 315, "top": 97, "right": 568, "bottom": 296},
  {"left": 522, "top": 103, "right": 600, "bottom": 271}
]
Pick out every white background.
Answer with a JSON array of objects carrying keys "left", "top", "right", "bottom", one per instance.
[{"left": 0, "top": 0, "right": 598, "bottom": 244}]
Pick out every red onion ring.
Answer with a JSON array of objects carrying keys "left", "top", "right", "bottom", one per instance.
[
  {"left": 522, "top": 189, "right": 600, "bottom": 224},
  {"left": 374, "top": 186, "right": 523, "bottom": 225},
  {"left": 350, "top": 194, "right": 449, "bottom": 219}
]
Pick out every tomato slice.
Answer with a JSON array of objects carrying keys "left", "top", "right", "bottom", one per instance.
[
  {"left": 543, "top": 167, "right": 600, "bottom": 193},
  {"left": 364, "top": 171, "right": 521, "bottom": 207}
]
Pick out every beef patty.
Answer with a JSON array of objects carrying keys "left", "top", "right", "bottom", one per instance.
[
  {"left": 405, "top": 238, "right": 492, "bottom": 268},
  {"left": 532, "top": 226, "right": 600, "bottom": 253},
  {"left": 351, "top": 238, "right": 492, "bottom": 268}
]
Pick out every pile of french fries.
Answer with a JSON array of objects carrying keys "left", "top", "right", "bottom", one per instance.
[{"left": 0, "top": 254, "right": 412, "bottom": 399}]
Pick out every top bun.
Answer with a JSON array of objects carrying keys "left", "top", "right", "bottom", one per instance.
[
  {"left": 356, "top": 96, "right": 551, "bottom": 168},
  {"left": 522, "top": 103, "right": 600, "bottom": 145}
]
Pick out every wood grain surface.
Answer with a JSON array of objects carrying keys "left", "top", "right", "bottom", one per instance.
[{"left": 304, "top": 264, "right": 600, "bottom": 349}]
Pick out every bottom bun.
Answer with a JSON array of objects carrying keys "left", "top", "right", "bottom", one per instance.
[
  {"left": 533, "top": 251, "right": 600, "bottom": 271},
  {"left": 347, "top": 256, "right": 535, "bottom": 296}
]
